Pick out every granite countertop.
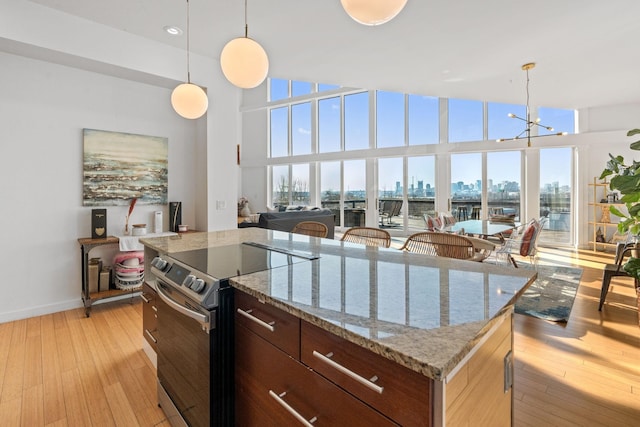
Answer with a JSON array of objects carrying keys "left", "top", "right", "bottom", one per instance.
[{"left": 141, "top": 228, "right": 536, "bottom": 381}]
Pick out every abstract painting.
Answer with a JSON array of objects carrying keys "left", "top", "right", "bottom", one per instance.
[{"left": 83, "top": 129, "right": 168, "bottom": 206}]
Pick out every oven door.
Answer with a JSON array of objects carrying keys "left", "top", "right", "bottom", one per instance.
[{"left": 156, "top": 281, "right": 212, "bottom": 427}]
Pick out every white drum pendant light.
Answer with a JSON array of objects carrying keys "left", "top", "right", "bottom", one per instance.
[
  {"left": 171, "top": 0, "right": 208, "bottom": 119},
  {"left": 340, "top": 0, "right": 408, "bottom": 26},
  {"left": 220, "top": 0, "right": 269, "bottom": 89}
]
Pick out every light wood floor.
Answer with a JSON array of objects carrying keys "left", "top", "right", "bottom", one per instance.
[
  {"left": 0, "top": 298, "right": 168, "bottom": 426},
  {"left": 0, "top": 247, "right": 639, "bottom": 426},
  {"left": 514, "top": 247, "right": 640, "bottom": 426}
]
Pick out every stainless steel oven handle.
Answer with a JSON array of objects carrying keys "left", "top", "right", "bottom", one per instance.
[{"left": 156, "top": 282, "right": 209, "bottom": 325}]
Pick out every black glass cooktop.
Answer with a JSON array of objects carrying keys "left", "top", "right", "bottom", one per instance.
[{"left": 169, "top": 242, "right": 317, "bottom": 280}]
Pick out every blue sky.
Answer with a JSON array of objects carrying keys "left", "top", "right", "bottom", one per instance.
[{"left": 270, "top": 80, "right": 575, "bottom": 192}]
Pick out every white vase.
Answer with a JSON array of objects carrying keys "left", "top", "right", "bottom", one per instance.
[{"left": 240, "top": 205, "right": 251, "bottom": 217}]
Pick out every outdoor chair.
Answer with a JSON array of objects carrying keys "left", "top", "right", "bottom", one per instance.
[
  {"left": 598, "top": 241, "right": 640, "bottom": 310},
  {"left": 496, "top": 217, "right": 546, "bottom": 267},
  {"left": 399, "top": 231, "right": 488, "bottom": 262},
  {"left": 379, "top": 200, "right": 402, "bottom": 226},
  {"left": 341, "top": 227, "right": 391, "bottom": 248},
  {"left": 291, "top": 221, "right": 329, "bottom": 238}
]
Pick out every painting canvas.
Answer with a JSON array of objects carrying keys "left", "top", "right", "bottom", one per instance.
[{"left": 83, "top": 129, "right": 168, "bottom": 206}]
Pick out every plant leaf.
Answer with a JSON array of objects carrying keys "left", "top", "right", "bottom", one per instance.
[
  {"left": 623, "top": 256, "right": 640, "bottom": 280},
  {"left": 609, "top": 205, "right": 627, "bottom": 218}
]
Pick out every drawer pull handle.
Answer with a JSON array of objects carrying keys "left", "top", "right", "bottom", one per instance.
[
  {"left": 236, "top": 308, "right": 275, "bottom": 332},
  {"left": 144, "top": 329, "right": 157, "bottom": 343},
  {"left": 152, "top": 306, "right": 158, "bottom": 312},
  {"left": 140, "top": 294, "right": 151, "bottom": 303},
  {"left": 269, "top": 390, "right": 317, "bottom": 426},
  {"left": 312, "top": 350, "right": 384, "bottom": 394}
]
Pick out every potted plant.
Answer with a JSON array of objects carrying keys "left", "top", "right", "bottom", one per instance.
[{"left": 599, "top": 128, "right": 640, "bottom": 280}]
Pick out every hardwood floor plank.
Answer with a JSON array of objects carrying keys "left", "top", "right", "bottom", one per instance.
[
  {"left": 0, "top": 321, "right": 14, "bottom": 396},
  {"left": 519, "top": 392, "right": 609, "bottom": 427},
  {"left": 104, "top": 381, "right": 141, "bottom": 427},
  {"left": 53, "top": 321, "right": 77, "bottom": 374},
  {"left": 23, "top": 335, "right": 43, "bottom": 390},
  {"left": 1, "top": 319, "right": 26, "bottom": 403},
  {"left": 21, "top": 384, "right": 44, "bottom": 426},
  {"left": 40, "top": 314, "right": 67, "bottom": 426},
  {"left": 545, "top": 381, "right": 640, "bottom": 424},
  {"left": 64, "top": 308, "right": 94, "bottom": 365},
  {"left": 77, "top": 309, "right": 120, "bottom": 389},
  {"left": 76, "top": 359, "right": 116, "bottom": 426},
  {"left": 60, "top": 368, "right": 93, "bottom": 427},
  {"left": 0, "top": 397, "right": 21, "bottom": 427}
]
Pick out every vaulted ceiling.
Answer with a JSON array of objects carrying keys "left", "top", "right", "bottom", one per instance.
[{"left": 24, "top": 0, "right": 640, "bottom": 109}]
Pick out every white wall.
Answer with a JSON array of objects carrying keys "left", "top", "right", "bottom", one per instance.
[
  {"left": 0, "top": 52, "right": 198, "bottom": 321},
  {"left": 0, "top": 0, "right": 242, "bottom": 322}
]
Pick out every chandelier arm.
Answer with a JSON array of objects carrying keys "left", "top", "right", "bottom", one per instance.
[{"left": 509, "top": 115, "right": 529, "bottom": 124}]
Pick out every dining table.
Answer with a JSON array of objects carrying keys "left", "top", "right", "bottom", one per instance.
[{"left": 445, "top": 219, "right": 518, "bottom": 242}]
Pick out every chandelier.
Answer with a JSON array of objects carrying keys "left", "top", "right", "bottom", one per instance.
[{"left": 497, "top": 63, "right": 567, "bottom": 147}]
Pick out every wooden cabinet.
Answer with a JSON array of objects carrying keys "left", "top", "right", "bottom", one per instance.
[
  {"left": 141, "top": 282, "right": 158, "bottom": 352},
  {"left": 235, "top": 291, "right": 398, "bottom": 426},
  {"left": 301, "top": 321, "right": 431, "bottom": 427},
  {"left": 236, "top": 323, "right": 397, "bottom": 426},
  {"left": 235, "top": 290, "right": 300, "bottom": 358},
  {"left": 588, "top": 177, "right": 626, "bottom": 252}
]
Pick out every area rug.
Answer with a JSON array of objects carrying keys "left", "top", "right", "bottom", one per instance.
[{"left": 514, "top": 264, "right": 583, "bottom": 322}]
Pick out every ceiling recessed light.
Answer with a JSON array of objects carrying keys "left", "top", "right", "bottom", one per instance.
[{"left": 164, "top": 26, "right": 183, "bottom": 36}]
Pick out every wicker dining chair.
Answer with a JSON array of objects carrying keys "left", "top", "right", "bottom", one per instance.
[
  {"left": 400, "top": 231, "right": 483, "bottom": 261},
  {"left": 340, "top": 227, "right": 391, "bottom": 248},
  {"left": 291, "top": 221, "right": 329, "bottom": 238}
]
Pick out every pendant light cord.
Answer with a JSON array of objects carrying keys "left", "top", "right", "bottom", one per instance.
[
  {"left": 244, "top": 0, "right": 249, "bottom": 38},
  {"left": 186, "top": 0, "right": 191, "bottom": 83}
]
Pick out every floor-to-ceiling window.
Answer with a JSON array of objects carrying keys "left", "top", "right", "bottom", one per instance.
[
  {"left": 451, "top": 153, "right": 483, "bottom": 220},
  {"left": 378, "top": 157, "right": 404, "bottom": 228},
  {"left": 320, "top": 160, "right": 366, "bottom": 227},
  {"left": 263, "top": 78, "right": 576, "bottom": 245},
  {"left": 487, "top": 151, "right": 521, "bottom": 221},
  {"left": 407, "top": 156, "right": 436, "bottom": 232},
  {"left": 539, "top": 147, "right": 573, "bottom": 245}
]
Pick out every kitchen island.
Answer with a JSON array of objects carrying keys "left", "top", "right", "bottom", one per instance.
[{"left": 141, "top": 228, "right": 536, "bottom": 426}]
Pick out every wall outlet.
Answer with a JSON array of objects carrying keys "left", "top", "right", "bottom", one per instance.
[{"left": 216, "top": 200, "right": 226, "bottom": 210}]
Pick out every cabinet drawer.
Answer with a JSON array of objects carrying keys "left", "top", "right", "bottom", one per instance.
[
  {"left": 235, "top": 290, "right": 300, "bottom": 358},
  {"left": 141, "top": 282, "right": 157, "bottom": 350},
  {"left": 301, "top": 321, "right": 431, "bottom": 427},
  {"left": 236, "top": 324, "right": 398, "bottom": 427}
]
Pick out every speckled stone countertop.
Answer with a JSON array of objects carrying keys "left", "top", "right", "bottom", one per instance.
[{"left": 141, "top": 228, "right": 536, "bottom": 381}]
